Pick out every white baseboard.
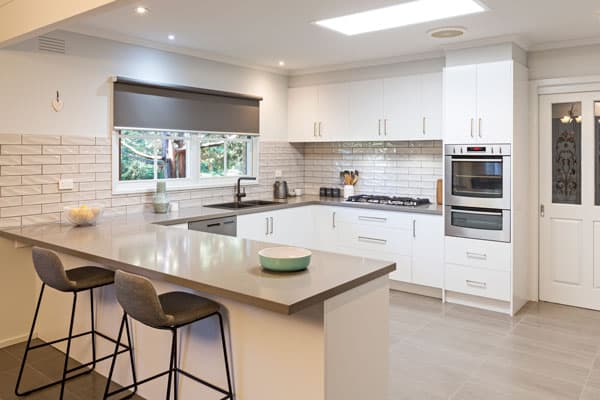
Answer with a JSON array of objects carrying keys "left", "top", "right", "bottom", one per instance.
[
  {"left": 0, "top": 333, "right": 36, "bottom": 349},
  {"left": 445, "top": 291, "right": 511, "bottom": 315},
  {"left": 389, "top": 280, "right": 443, "bottom": 299}
]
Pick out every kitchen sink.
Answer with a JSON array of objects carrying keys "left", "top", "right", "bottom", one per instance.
[{"left": 206, "top": 200, "right": 281, "bottom": 209}]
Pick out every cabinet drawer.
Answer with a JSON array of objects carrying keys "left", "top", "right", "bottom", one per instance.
[
  {"left": 445, "top": 263, "right": 510, "bottom": 301},
  {"left": 445, "top": 236, "right": 511, "bottom": 271},
  {"left": 337, "top": 222, "right": 411, "bottom": 255},
  {"left": 334, "top": 207, "right": 412, "bottom": 229}
]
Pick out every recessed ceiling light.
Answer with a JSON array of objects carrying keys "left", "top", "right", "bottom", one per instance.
[
  {"left": 314, "top": 0, "right": 485, "bottom": 36},
  {"left": 428, "top": 26, "right": 467, "bottom": 39},
  {"left": 168, "top": 34, "right": 175, "bottom": 41},
  {"left": 135, "top": 6, "right": 149, "bottom": 15},
  {"left": 278, "top": 61, "right": 285, "bottom": 67}
]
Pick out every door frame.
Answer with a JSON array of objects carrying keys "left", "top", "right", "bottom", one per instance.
[{"left": 530, "top": 75, "right": 600, "bottom": 303}]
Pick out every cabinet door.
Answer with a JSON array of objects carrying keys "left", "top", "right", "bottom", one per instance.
[
  {"left": 444, "top": 65, "right": 477, "bottom": 144},
  {"left": 411, "top": 215, "right": 444, "bottom": 288},
  {"left": 288, "top": 86, "right": 318, "bottom": 142},
  {"left": 349, "top": 80, "right": 383, "bottom": 141},
  {"left": 312, "top": 206, "right": 339, "bottom": 252},
  {"left": 476, "top": 61, "right": 513, "bottom": 143},
  {"left": 237, "top": 212, "right": 272, "bottom": 242},
  {"left": 420, "top": 72, "right": 443, "bottom": 140},
  {"left": 317, "top": 83, "right": 350, "bottom": 141},
  {"left": 270, "top": 207, "right": 314, "bottom": 248},
  {"left": 383, "top": 75, "right": 421, "bottom": 140}
]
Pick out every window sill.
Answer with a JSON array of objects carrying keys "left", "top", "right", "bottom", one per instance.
[{"left": 112, "top": 178, "right": 259, "bottom": 195}]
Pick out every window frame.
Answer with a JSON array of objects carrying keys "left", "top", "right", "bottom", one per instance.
[{"left": 111, "top": 128, "right": 259, "bottom": 195}]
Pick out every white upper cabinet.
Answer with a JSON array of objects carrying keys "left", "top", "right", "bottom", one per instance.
[
  {"left": 420, "top": 72, "right": 443, "bottom": 140},
  {"left": 383, "top": 76, "right": 421, "bottom": 140},
  {"left": 288, "top": 86, "right": 318, "bottom": 142},
  {"left": 288, "top": 73, "right": 442, "bottom": 142},
  {"left": 476, "top": 61, "right": 513, "bottom": 143},
  {"left": 444, "top": 61, "right": 513, "bottom": 144},
  {"left": 349, "top": 80, "right": 384, "bottom": 140},
  {"left": 317, "top": 83, "right": 350, "bottom": 141}
]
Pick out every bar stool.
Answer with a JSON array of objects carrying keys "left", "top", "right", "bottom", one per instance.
[
  {"left": 104, "top": 270, "right": 234, "bottom": 400},
  {"left": 15, "top": 247, "right": 135, "bottom": 400}
]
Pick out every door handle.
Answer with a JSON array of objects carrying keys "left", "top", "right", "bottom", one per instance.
[
  {"left": 332, "top": 211, "right": 336, "bottom": 228},
  {"left": 470, "top": 118, "right": 474, "bottom": 138},
  {"left": 466, "top": 280, "right": 487, "bottom": 288},
  {"left": 358, "top": 236, "right": 387, "bottom": 245},
  {"left": 378, "top": 119, "right": 381, "bottom": 136},
  {"left": 466, "top": 252, "right": 487, "bottom": 260},
  {"left": 318, "top": 122, "right": 322, "bottom": 137},
  {"left": 313, "top": 122, "right": 317, "bottom": 137},
  {"left": 384, "top": 119, "right": 388, "bottom": 136},
  {"left": 478, "top": 118, "right": 482, "bottom": 138},
  {"left": 540, "top": 204, "right": 545, "bottom": 217},
  {"left": 412, "top": 219, "right": 416, "bottom": 238},
  {"left": 422, "top": 117, "right": 426, "bottom": 135},
  {"left": 358, "top": 216, "right": 387, "bottom": 223},
  {"left": 269, "top": 217, "right": 274, "bottom": 234},
  {"left": 265, "top": 217, "right": 269, "bottom": 235}
]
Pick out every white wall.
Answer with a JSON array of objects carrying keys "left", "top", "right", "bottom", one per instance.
[
  {"left": 0, "top": 30, "right": 289, "bottom": 141},
  {"left": 529, "top": 44, "right": 600, "bottom": 81}
]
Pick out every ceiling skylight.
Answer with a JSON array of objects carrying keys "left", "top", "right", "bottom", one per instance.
[{"left": 315, "top": 0, "right": 486, "bottom": 36}]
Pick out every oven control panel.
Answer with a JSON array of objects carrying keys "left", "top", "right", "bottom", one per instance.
[{"left": 445, "top": 144, "right": 511, "bottom": 156}]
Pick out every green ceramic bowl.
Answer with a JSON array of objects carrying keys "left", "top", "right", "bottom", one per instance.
[{"left": 258, "top": 247, "right": 312, "bottom": 272}]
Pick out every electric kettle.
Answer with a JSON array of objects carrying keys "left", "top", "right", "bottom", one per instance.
[{"left": 274, "top": 180, "right": 289, "bottom": 199}]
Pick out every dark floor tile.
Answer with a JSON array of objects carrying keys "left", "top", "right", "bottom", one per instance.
[
  {"left": 0, "top": 366, "right": 81, "bottom": 400},
  {"left": 0, "top": 350, "right": 21, "bottom": 373}
]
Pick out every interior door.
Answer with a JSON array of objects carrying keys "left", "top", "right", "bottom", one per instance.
[{"left": 539, "top": 92, "right": 600, "bottom": 310}]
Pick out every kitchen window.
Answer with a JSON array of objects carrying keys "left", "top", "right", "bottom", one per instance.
[{"left": 113, "top": 129, "right": 258, "bottom": 193}]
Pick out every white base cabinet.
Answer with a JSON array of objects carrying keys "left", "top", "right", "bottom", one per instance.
[{"left": 237, "top": 205, "right": 444, "bottom": 290}]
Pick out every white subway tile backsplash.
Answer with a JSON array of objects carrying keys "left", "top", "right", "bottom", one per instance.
[
  {"left": 0, "top": 176, "right": 22, "bottom": 186},
  {"left": 22, "top": 175, "right": 60, "bottom": 185},
  {"left": 1, "top": 204, "right": 42, "bottom": 218},
  {"left": 61, "top": 155, "right": 95, "bottom": 164},
  {"left": 1, "top": 145, "right": 41, "bottom": 155},
  {"left": 0, "top": 197, "right": 22, "bottom": 208},
  {"left": 0, "top": 217, "right": 21, "bottom": 228},
  {"left": 0, "top": 134, "right": 22, "bottom": 144},
  {"left": 43, "top": 145, "right": 78, "bottom": 155},
  {"left": 22, "top": 155, "right": 61, "bottom": 165},
  {"left": 1, "top": 185, "right": 41, "bottom": 196},
  {"left": 62, "top": 136, "right": 96, "bottom": 145},
  {"left": 43, "top": 164, "right": 78, "bottom": 174},
  {"left": 22, "top": 135, "right": 61, "bottom": 145},
  {"left": 22, "top": 194, "right": 62, "bottom": 205},
  {"left": 0, "top": 156, "right": 21, "bottom": 165},
  {"left": 22, "top": 213, "right": 60, "bottom": 226}
]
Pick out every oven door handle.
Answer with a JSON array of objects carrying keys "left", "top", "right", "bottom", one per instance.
[
  {"left": 451, "top": 208, "right": 504, "bottom": 216},
  {"left": 450, "top": 158, "right": 504, "bottom": 162}
]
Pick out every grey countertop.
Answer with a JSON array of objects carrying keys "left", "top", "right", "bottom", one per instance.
[
  {"left": 0, "top": 196, "right": 440, "bottom": 314},
  {"left": 150, "top": 195, "right": 443, "bottom": 226}
]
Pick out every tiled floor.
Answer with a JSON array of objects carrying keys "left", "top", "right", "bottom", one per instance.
[
  {"left": 390, "top": 291, "right": 600, "bottom": 400},
  {"left": 3, "top": 293, "right": 600, "bottom": 399},
  {"left": 0, "top": 339, "right": 143, "bottom": 400}
]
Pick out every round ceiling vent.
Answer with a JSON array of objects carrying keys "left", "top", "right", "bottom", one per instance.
[{"left": 428, "top": 27, "right": 466, "bottom": 39}]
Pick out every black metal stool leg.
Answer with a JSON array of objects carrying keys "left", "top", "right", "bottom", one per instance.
[
  {"left": 59, "top": 292, "right": 78, "bottom": 400},
  {"left": 217, "top": 313, "right": 234, "bottom": 399},
  {"left": 173, "top": 328, "right": 179, "bottom": 400},
  {"left": 14, "top": 283, "right": 46, "bottom": 396},
  {"left": 165, "top": 328, "right": 176, "bottom": 400},
  {"left": 124, "top": 314, "right": 138, "bottom": 396},
  {"left": 90, "top": 288, "right": 97, "bottom": 370},
  {"left": 103, "top": 313, "right": 125, "bottom": 399}
]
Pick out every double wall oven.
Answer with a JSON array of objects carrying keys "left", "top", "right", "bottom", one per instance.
[{"left": 445, "top": 144, "right": 511, "bottom": 242}]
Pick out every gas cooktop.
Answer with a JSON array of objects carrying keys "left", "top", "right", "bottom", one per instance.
[{"left": 346, "top": 195, "right": 431, "bottom": 207}]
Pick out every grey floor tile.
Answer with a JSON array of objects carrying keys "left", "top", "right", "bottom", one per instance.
[{"left": 580, "top": 386, "right": 600, "bottom": 400}]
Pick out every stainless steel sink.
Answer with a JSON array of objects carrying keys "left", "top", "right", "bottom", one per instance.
[{"left": 206, "top": 200, "right": 281, "bottom": 209}]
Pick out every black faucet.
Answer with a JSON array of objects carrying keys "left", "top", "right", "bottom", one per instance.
[{"left": 235, "top": 176, "right": 257, "bottom": 203}]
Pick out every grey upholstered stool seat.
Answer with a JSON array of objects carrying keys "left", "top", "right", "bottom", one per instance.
[
  {"left": 16, "top": 247, "right": 133, "bottom": 400},
  {"left": 104, "top": 270, "right": 234, "bottom": 399},
  {"left": 158, "top": 291, "right": 220, "bottom": 328}
]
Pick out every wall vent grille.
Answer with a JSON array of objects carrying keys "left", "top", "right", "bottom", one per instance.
[{"left": 38, "top": 36, "right": 66, "bottom": 54}]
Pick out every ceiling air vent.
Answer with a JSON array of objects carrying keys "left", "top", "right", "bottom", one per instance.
[{"left": 38, "top": 36, "right": 66, "bottom": 54}]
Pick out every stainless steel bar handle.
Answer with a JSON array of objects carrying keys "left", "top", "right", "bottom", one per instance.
[
  {"left": 470, "top": 118, "right": 474, "bottom": 138},
  {"left": 466, "top": 251, "right": 487, "bottom": 260},
  {"left": 450, "top": 158, "right": 503, "bottom": 163},
  {"left": 313, "top": 122, "right": 317, "bottom": 137},
  {"left": 269, "top": 217, "right": 274, "bottom": 234},
  {"left": 422, "top": 117, "right": 426, "bottom": 135},
  {"left": 454, "top": 208, "right": 503, "bottom": 216},
  {"left": 378, "top": 119, "right": 381, "bottom": 136},
  {"left": 412, "top": 219, "right": 416, "bottom": 238},
  {"left": 478, "top": 118, "right": 482, "bottom": 138},
  {"left": 358, "top": 216, "right": 387, "bottom": 223},
  {"left": 384, "top": 119, "right": 388, "bottom": 136},
  {"left": 318, "top": 122, "right": 322, "bottom": 137},
  {"left": 332, "top": 211, "right": 336, "bottom": 228},
  {"left": 358, "top": 236, "right": 387, "bottom": 245},
  {"left": 466, "top": 280, "right": 487, "bottom": 288},
  {"left": 265, "top": 217, "right": 269, "bottom": 235}
]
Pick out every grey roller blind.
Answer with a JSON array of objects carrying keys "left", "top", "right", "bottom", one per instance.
[{"left": 113, "top": 77, "right": 262, "bottom": 134}]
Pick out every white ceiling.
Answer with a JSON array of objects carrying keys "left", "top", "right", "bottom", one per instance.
[{"left": 63, "top": 0, "right": 600, "bottom": 74}]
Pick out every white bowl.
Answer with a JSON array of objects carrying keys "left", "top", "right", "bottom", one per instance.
[{"left": 63, "top": 206, "right": 103, "bottom": 226}]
